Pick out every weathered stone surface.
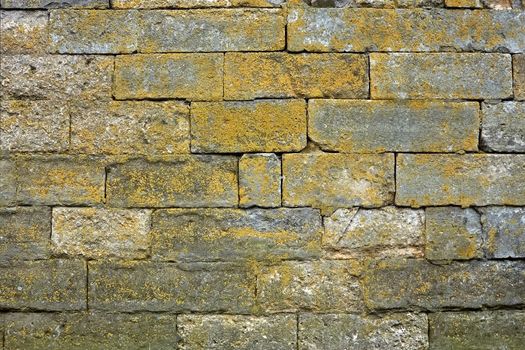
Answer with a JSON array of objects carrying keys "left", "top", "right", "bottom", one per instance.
[
  {"left": 283, "top": 153, "right": 395, "bottom": 209},
  {"left": 0, "top": 55, "right": 113, "bottom": 100},
  {"left": 113, "top": 0, "right": 286, "bottom": 7},
  {"left": 0, "top": 260, "right": 86, "bottom": 311},
  {"left": 0, "top": 159, "right": 17, "bottom": 206},
  {"left": 106, "top": 156, "right": 237, "bottom": 207},
  {"left": 239, "top": 153, "right": 281, "bottom": 208},
  {"left": 0, "top": 11, "right": 47, "bottom": 55},
  {"left": 288, "top": 8, "right": 525, "bottom": 52},
  {"left": 113, "top": 54, "right": 223, "bottom": 100},
  {"left": 0, "top": 207, "right": 50, "bottom": 263},
  {"left": 224, "top": 53, "right": 368, "bottom": 100},
  {"left": 299, "top": 313, "right": 429, "bottom": 350},
  {"left": 445, "top": 0, "right": 482, "bottom": 7},
  {"left": 16, "top": 155, "right": 105, "bottom": 206},
  {"left": 52, "top": 207, "right": 152, "bottom": 259},
  {"left": 178, "top": 315, "right": 296, "bottom": 350},
  {"left": 0, "top": 0, "right": 108, "bottom": 7},
  {"left": 482, "top": 0, "right": 512, "bottom": 8},
  {"left": 324, "top": 207, "right": 424, "bottom": 257},
  {"left": 309, "top": 100, "right": 479, "bottom": 153},
  {"left": 515, "top": 54, "right": 525, "bottom": 100},
  {"left": 1, "top": 100, "right": 69, "bottom": 152},
  {"left": 371, "top": 53, "right": 512, "bottom": 99},
  {"left": 89, "top": 261, "right": 255, "bottom": 313},
  {"left": 364, "top": 259, "right": 525, "bottom": 310},
  {"left": 481, "top": 102, "right": 525, "bottom": 152},
  {"left": 425, "top": 207, "right": 483, "bottom": 260},
  {"left": 71, "top": 101, "right": 190, "bottom": 155},
  {"left": 49, "top": 10, "right": 139, "bottom": 54},
  {"left": 429, "top": 311, "right": 525, "bottom": 350},
  {"left": 191, "top": 100, "right": 306, "bottom": 153},
  {"left": 396, "top": 154, "right": 525, "bottom": 207},
  {"left": 140, "top": 9, "right": 284, "bottom": 52},
  {"left": 481, "top": 207, "right": 525, "bottom": 258},
  {"left": 151, "top": 208, "right": 322, "bottom": 262},
  {"left": 3, "top": 312, "right": 178, "bottom": 349},
  {"left": 257, "top": 260, "right": 362, "bottom": 312}
]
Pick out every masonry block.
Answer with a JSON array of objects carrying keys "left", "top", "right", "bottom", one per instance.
[
  {"left": 481, "top": 207, "right": 525, "bottom": 258},
  {"left": 481, "top": 101, "right": 525, "bottom": 152},
  {"left": 239, "top": 153, "right": 281, "bottom": 208},
  {"left": 0, "top": 11, "right": 48, "bottom": 55}
]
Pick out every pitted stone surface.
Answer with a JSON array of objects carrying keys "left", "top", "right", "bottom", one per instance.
[
  {"left": 0, "top": 11, "right": 48, "bottom": 55},
  {"left": 239, "top": 153, "right": 281, "bottom": 207},
  {"left": 481, "top": 102, "right": 525, "bottom": 152},
  {"left": 481, "top": 207, "right": 525, "bottom": 258}
]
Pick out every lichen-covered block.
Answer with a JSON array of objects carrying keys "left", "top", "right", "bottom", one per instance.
[
  {"left": 396, "top": 154, "right": 525, "bottom": 207},
  {"left": 0, "top": 0, "right": 109, "bottom": 7},
  {"left": 89, "top": 261, "right": 255, "bottom": 313},
  {"left": 283, "top": 153, "right": 395, "bottom": 209},
  {"left": 140, "top": 9, "right": 284, "bottom": 52},
  {"left": 70, "top": 101, "right": 190, "bottom": 155},
  {"left": 324, "top": 207, "right": 424, "bottom": 257},
  {"left": 16, "top": 155, "right": 106, "bottom": 206},
  {"left": 481, "top": 102, "right": 525, "bottom": 152},
  {"left": 0, "top": 11, "right": 47, "bottom": 55},
  {"left": 178, "top": 315, "right": 296, "bottom": 350},
  {"left": 429, "top": 311, "right": 525, "bottom": 349},
  {"left": 1, "top": 100, "right": 69, "bottom": 152},
  {"left": 0, "top": 260, "right": 86, "bottom": 311},
  {"left": 481, "top": 207, "right": 525, "bottom": 258},
  {"left": 363, "top": 259, "right": 525, "bottom": 310},
  {"left": 113, "top": 54, "right": 223, "bottom": 100},
  {"left": 224, "top": 53, "right": 368, "bottom": 100},
  {"left": 0, "top": 207, "right": 50, "bottom": 263},
  {"left": 151, "top": 208, "right": 321, "bottom": 262},
  {"left": 309, "top": 100, "right": 479, "bottom": 153},
  {"left": 425, "top": 207, "right": 482, "bottom": 261},
  {"left": 49, "top": 10, "right": 139, "bottom": 54},
  {"left": 257, "top": 260, "right": 363, "bottom": 312},
  {"left": 0, "top": 55, "right": 113, "bottom": 100},
  {"left": 445, "top": 0, "right": 482, "bottom": 6},
  {"left": 52, "top": 207, "right": 151, "bottom": 259},
  {"left": 191, "top": 100, "right": 306, "bottom": 153},
  {"left": 370, "top": 53, "right": 512, "bottom": 99},
  {"left": 3, "top": 312, "right": 178, "bottom": 349},
  {"left": 299, "top": 313, "right": 429, "bottom": 350},
  {"left": 287, "top": 8, "right": 525, "bottom": 52},
  {"left": 112, "top": 0, "right": 285, "bottom": 7},
  {"left": 106, "top": 156, "right": 237, "bottom": 207},
  {"left": 0, "top": 160, "right": 17, "bottom": 206},
  {"left": 515, "top": 54, "right": 525, "bottom": 100},
  {"left": 239, "top": 153, "right": 281, "bottom": 207}
]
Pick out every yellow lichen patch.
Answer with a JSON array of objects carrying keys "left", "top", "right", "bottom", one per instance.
[
  {"left": 239, "top": 153, "right": 281, "bottom": 207},
  {"left": 0, "top": 11, "right": 48, "bottom": 55}
]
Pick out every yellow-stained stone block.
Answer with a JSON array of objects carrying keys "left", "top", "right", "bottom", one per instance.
[
  {"left": 239, "top": 153, "right": 281, "bottom": 208},
  {"left": 0, "top": 11, "right": 48, "bottom": 55},
  {"left": 112, "top": 0, "right": 285, "bottom": 8},
  {"left": 0, "top": 0, "right": 108, "bottom": 7},
  {"left": 0, "top": 160, "right": 17, "bottom": 206},
  {"left": 445, "top": 0, "right": 482, "bottom": 7},
  {"left": 515, "top": 54, "right": 525, "bottom": 101}
]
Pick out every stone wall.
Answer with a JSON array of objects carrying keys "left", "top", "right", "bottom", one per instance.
[{"left": 1, "top": 0, "right": 524, "bottom": 348}]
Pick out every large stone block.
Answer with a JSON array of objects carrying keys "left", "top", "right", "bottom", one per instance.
[
  {"left": 0, "top": 159, "right": 16, "bottom": 206},
  {"left": 151, "top": 208, "right": 322, "bottom": 262},
  {"left": 481, "top": 102, "right": 525, "bottom": 152},
  {"left": 396, "top": 154, "right": 525, "bottom": 207},
  {"left": 239, "top": 153, "right": 281, "bottom": 208},
  {"left": 0, "top": 0, "right": 108, "bottom": 7},
  {"left": 224, "top": 53, "right": 368, "bottom": 100},
  {"left": 0, "top": 11, "right": 48, "bottom": 55},
  {"left": 112, "top": 0, "right": 285, "bottom": 7},
  {"left": 515, "top": 54, "right": 525, "bottom": 100},
  {"left": 481, "top": 207, "right": 525, "bottom": 258},
  {"left": 191, "top": 100, "right": 306, "bottom": 153}
]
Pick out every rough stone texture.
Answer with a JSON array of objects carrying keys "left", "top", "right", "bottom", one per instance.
[
  {"left": 396, "top": 154, "right": 525, "bottom": 207},
  {"left": 299, "top": 313, "right": 429, "bottom": 350},
  {"left": 429, "top": 311, "right": 525, "bottom": 350},
  {"left": 140, "top": 9, "right": 285, "bottom": 52},
  {"left": 0, "top": 207, "right": 50, "bottom": 263},
  {"left": 425, "top": 207, "right": 483, "bottom": 261},
  {"left": 515, "top": 54, "right": 525, "bottom": 100},
  {"left": 112, "top": 0, "right": 286, "bottom": 7},
  {"left": 0, "top": 260, "right": 86, "bottom": 311},
  {"left": 287, "top": 8, "right": 525, "bottom": 52},
  {"left": 239, "top": 153, "right": 281, "bottom": 208},
  {"left": 323, "top": 207, "right": 424, "bottom": 257},
  {"left": 113, "top": 54, "right": 223, "bottom": 100},
  {"left": 481, "top": 207, "right": 525, "bottom": 258},
  {"left": 0, "top": 55, "right": 113, "bottom": 101},
  {"left": 0, "top": 159, "right": 17, "bottom": 206},
  {"left": 370, "top": 53, "right": 512, "bottom": 99},
  {"left": 0, "top": 100, "right": 69, "bottom": 153},
  {"left": 3, "top": 312, "right": 178, "bottom": 349},
  {"left": 88, "top": 261, "right": 255, "bottom": 313},
  {"left": 16, "top": 155, "right": 106, "bottom": 206},
  {"left": 70, "top": 101, "right": 190, "bottom": 155},
  {"left": 106, "top": 156, "right": 237, "bottom": 207},
  {"left": 178, "top": 315, "right": 296, "bottom": 350},
  {"left": 0, "top": 11, "right": 48, "bottom": 55},
  {"left": 309, "top": 100, "right": 479, "bottom": 153},
  {"left": 445, "top": 0, "right": 482, "bottom": 7},
  {"left": 283, "top": 153, "right": 395, "bottom": 209},
  {"left": 257, "top": 260, "right": 363, "bottom": 312},
  {"left": 224, "top": 53, "right": 368, "bottom": 100},
  {"left": 52, "top": 207, "right": 152, "bottom": 259},
  {"left": 191, "top": 100, "right": 306, "bottom": 153},
  {"left": 364, "top": 259, "right": 525, "bottom": 310},
  {"left": 151, "top": 208, "right": 322, "bottom": 262},
  {"left": 481, "top": 102, "right": 525, "bottom": 152},
  {"left": 0, "top": 0, "right": 108, "bottom": 7}
]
